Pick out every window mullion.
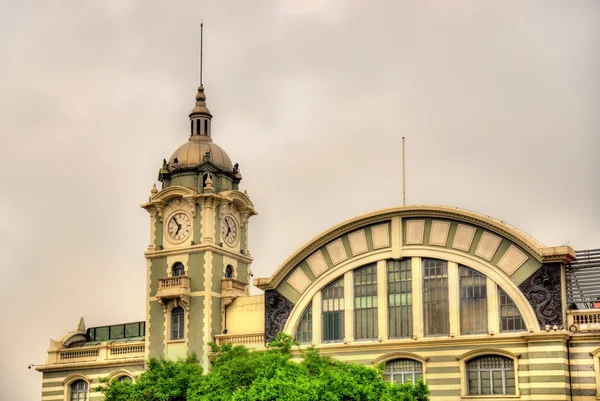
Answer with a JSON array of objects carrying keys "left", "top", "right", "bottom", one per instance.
[
  {"left": 487, "top": 278, "right": 499, "bottom": 334},
  {"left": 412, "top": 257, "right": 423, "bottom": 338},
  {"left": 377, "top": 260, "right": 387, "bottom": 340},
  {"left": 344, "top": 271, "right": 353, "bottom": 342},
  {"left": 448, "top": 261, "right": 460, "bottom": 336}
]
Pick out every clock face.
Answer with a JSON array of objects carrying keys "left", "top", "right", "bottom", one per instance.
[
  {"left": 221, "top": 215, "right": 238, "bottom": 245},
  {"left": 167, "top": 212, "right": 191, "bottom": 242}
]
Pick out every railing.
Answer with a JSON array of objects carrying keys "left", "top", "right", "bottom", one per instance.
[
  {"left": 214, "top": 333, "right": 264, "bottom": 346},
  {"left": 52, "top": 341, "right": 146, "bottom": 365},
  {"left": 221, "top": 278, "right": 249, "bottom": 294},
  {"left": 159, "top": 276, "right": 190, "bottom": 289},
  {"left": 568, "top": 309, "right": 600, "bottom": 332},
  {"left": 109, "top": 344, "right": 145, "bottom": 356},
  {"left": 157, "top": 276, "right": 190, "bottom": 300},
  {"left": 59, "top": 349, "right": 99, "bottom": 360}
]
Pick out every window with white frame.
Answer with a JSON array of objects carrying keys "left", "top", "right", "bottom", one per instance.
[
  {"left": 459, "top": 266, "right": 487, "bottom": 334},
  {"left": 295, "top": 303, "right": 312, "bottom": 344},
  {"left": 354, "top": 264, "right": 378, "bottom": 340},
  {"left": 171, "top": 306, "right": 184, "bottom": 340},
  {"left": 388, "top": 259, "right": 412, "bottom": 338},
  {"left": 70, "top": 379, "right": 88, "bottom": 401},
  {"left": 383, "top": 359, "right": 423, "bottom": 384},
  {"left": 422, "top": 259, "right": 449, "bottom": 336},
  {"left": 467, "top": 355, "right": 515, "bottom": 395},
  {"left": 322, "top": 277, "right": 344, "bottom": 342}
]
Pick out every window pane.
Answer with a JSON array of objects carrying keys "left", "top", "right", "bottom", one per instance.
[
  {"left": 171, "top": 307, "right": 184, "bottom": 340},
  {"left": 295, "top": 304, "right": 313, "bottom": 343},
  {"left": 172, "top": 262, "right": 185, "bottom": 276},
  {"left": 498, "top": 287, "right": 526, "bottom": 332},
  {"left": 388, "top": 259, "right": 412, "bottom": 338},
  {"left": 354, "top": 265, "right": 378, "bottom": 340},
  {"left": 467, "top": 355, "right": 515, "bottom": 395},
  {"left": 423, "top": 259, "right": 449, "bottom": 336},
  {"left": 384, "top": 359, "right": 422, "bottom": 384},
  {"left": 459, "top": 266, "right": 487, "bottom": 334},
  {"left": 322, "top": 278, "right": 344, "bottom": 342}
]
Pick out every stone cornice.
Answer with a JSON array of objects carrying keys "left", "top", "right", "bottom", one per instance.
[
  {"left": 35, "top": 358, "right": 145, "bottom": 372},
  {"left": 255, "top": 205, "right": 573, "bottom": 291},
  {"left": 144, "top": 243, "right": 253, "bottom": 263}
]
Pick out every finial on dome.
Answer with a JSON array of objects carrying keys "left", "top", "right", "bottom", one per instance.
[
  {"left": 150, "top": 183, "right": 158, "bottom": 195},
  {"left": 190, "top": 85, "right": 212, "bottom": 118}
]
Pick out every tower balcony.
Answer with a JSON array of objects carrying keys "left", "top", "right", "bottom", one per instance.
[
  {"left": 157, "top": 276, "right": 191, "bottom": 304},
  {"left": 221, "top": 278, "right": 249, "bottom": 307}
]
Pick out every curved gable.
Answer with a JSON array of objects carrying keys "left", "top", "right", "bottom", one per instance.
[{"left": 255, "top": 206, "right": 573, "bottom": 304}]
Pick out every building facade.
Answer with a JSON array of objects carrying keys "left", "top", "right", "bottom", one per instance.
[{"left": 37, "top": 81, "right": 600, "bottom": 401}]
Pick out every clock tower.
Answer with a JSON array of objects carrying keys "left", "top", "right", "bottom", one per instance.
[{"left": 141, "top": 84, "right": 256, "bottom": 371}]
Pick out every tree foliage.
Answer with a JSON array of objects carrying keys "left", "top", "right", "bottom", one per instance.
[{"left": 96, "top": 334, "right": 429, "bottom": 401}]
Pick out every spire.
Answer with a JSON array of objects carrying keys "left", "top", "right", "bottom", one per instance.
[{"left": 188, "top": 22, "right": 212, "bottom": 139}]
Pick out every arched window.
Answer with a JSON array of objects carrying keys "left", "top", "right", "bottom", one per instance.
[
  {"left": 295, "top": 303, "right": 312, "bottom": 344},
  {"left": 383, "top": 359, "right": 423, "bottom": 384},
  {"left": 171, "top": 306, "right": 184, "bottom": 340},
  {"left": 422, "top": 258, "right": 449, "bottom": 336},
  {"left": 459, "top": 266, "right": 487, "bottom": 334},
  {"left": 322, "top": 277, "right": 344, "bottom": 342},
  {"left": 354, "top": 264, "right": 378, "bottom": 340},
  {"left": 467, "top": 355, "right": 515, "bottom": 395},
  {"left": 117, "top": 376, "right": 132, "bottom": 383},
  {"left": 70, "top": 379, "right": 88, "bottom": 401},
  {"left": 224, "top": 265, "right": 233, "bottom": 279},
  {"left": 498, "top": 288, "right": 525, "bottom": 332},
  {"left": 172, "top": 262, "right": 185, "bottom": 277}
]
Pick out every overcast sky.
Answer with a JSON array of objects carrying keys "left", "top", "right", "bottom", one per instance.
[{"left": 1, "top": 1, "right": 599, "bottom": 399}]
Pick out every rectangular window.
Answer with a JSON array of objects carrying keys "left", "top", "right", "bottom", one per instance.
[
  {"left": 498, "top": 287, "right": 526, "bottom": 332},
  {"left": 459, "top": 266, "right": 488, "bottom": 334},
  {"left": 322, "top": 278, "right": 345, "bottom": 342},
  {"left": 388, "top": 259, "right": 412, "bottom": 338},
  {"left": 423, "top": 259, "right": 449, "bottom": 336},
  {"left": 354, "top": 264, "right": 378, "bottom": 340}
]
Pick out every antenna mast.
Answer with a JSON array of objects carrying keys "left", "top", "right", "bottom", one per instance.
[
  {"left": 200, "top": 22, "right": 204, "bottom": 86},
  {"left": 402, "top": 136, "right": 406, "bottom": 206}
]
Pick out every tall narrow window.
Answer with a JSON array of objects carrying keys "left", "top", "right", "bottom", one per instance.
[
  {"left": 196, "top": 120, "right": 200, "bottom": 135},
  {"left": 383, "top": 359, "right": 423, "bottom": 384},
  {"left": 460, "top": 266, "right": 487, "bottom": 334},
  {"left": 190, "top": 120, "right": 193, "bottom": 136},
  {"left": 354, "top": 264, "right": 378, "bottom": 340},
  {"left": 423, "top": 259, "right": 449, "bottom": 336},
  {"left": 171, "top": 306, "right": 184, "bottom": 340},
  {"left": 224, "top": 265, "right": 233, "bottom": 279},
  {"left": 204, "top": 120, "right": 208, "bottom": 136},
  {"left": 498, "top": 288, "right": 525, "bottom": 332},
  {"left": 295, "top": 303, "right": 312, "bottom": 344},
  {"left": 70, "top": 380, "right": 88, "bottom": 401},
  {"left": 388, "top": 259, "right": 412, "bottom": 338},
  {"left": 467, "top": 355, "right": 515, "bottom": 395},
  {"left": 172, "top": 262, "right": 184, "bottom": 277},
  {"left": 322, "top": 277, "right": 344, "bottom": 342}
]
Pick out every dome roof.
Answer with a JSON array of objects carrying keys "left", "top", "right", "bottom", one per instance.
[{"left": 169, "top": 136, "right": 233, "bottom": 171}]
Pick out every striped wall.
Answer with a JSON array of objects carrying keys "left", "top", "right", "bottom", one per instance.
[
  {"left": 304, "top": 334, "right": 599, "bottom": 401},
  {"left": 41, "top": 364, "right": 145, "bottom": 401}
]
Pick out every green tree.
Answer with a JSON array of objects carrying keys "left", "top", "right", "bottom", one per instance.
[
  {"left": 95, "top": 354, "right": 202, "bottom": 401},
  {"left": 96, "top": 334, "right": 429, "bottom": 401}
]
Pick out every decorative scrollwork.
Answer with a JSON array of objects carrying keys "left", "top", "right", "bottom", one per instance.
[
  {"left": 264, "top": 290, "right": 294, "bottom": 343},
  {"left": 518, "top": 263, "right": 562, "bottom": 329}
]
